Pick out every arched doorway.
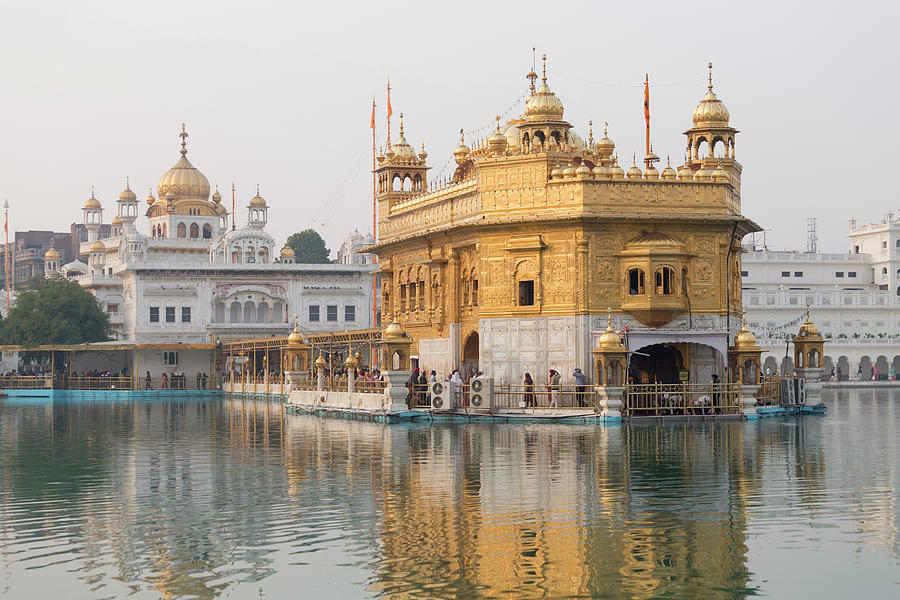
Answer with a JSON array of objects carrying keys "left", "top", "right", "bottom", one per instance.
[
  {"left": 629, "top": 344, "right": 683, "bottom": 384},
  {"left": 462, "top": 331, "right": 479, "bottom": 380}
]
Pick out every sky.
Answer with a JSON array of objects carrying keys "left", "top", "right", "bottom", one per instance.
[{"left": 0, "top": 0, "right": 896, "bottom": 256}]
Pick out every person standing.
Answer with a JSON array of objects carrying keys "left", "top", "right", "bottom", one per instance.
[
  {"left": 145, "top": 371, "right": 152, "bottom": 390},
  {"left": 524, "top": 373, "right": 535, "bottom": 407},
  {"left": 549, "top": 369, "right": 560, "bottom": 408},
  {"left": 573, "top": 368, "right": 587, "bottom": 407}
]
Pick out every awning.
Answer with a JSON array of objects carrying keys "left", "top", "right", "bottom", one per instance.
[{"left": 622, "top": 329, "right": 729, "bottom": 360}]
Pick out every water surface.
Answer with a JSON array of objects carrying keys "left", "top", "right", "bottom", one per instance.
[{"left": 0, "top": 390, "right": 898, "bottom": 598}]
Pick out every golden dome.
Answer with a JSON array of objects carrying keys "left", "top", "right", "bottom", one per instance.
[
  {"left": 644, "top": 164, "right": 659, "bottom": 180},
  {"left": 111, "top": 216, "right": 122, "bottom": 225},
  {"left": 314, "top": 353, "right": 327, "bottom": 368},
  {"left": 118, "top": 181, "right": 136, "bottom": 202},
  {"left": 418, "top": 143, "right": 428, "bottom": 161},
  {"left": 89, "top": 240, "right": 105, "bottom": 252},
  {"left": 288, "top": 317, "right": 304, "bottom": 345},
  {"left": 596, "top": 123, "right": 615, "bottom": 159},
  {"left": 487, "top": 117, "right": 508, "bottom": 156},
  {"left": 661, "top": 159, "right": 677, "bottom": 181},
  {"left": 592, "top": 164, "right": 610, "bottom": 179},
  {"left": 596, "top": 311, "right": 625, "bottom": 349},
  {"left": 390, "top": 115, "right": 417, "bottom": 162},
  {"left": 575, "top": 163, "right": 592, "bottom": 178},
  {"left": 693, "top": 165, "right": 713, "bottom": 182},
  {"left": 610, "top": 158, "right": 625, "bottom": 180},
  {"left": 157, "top": 125, "right": 211, "bottom": 201},
  {"left": 345, "top": 353, "right": 357, "bottom": 368},
  {"left": 525, "top": 56, "right": 564, "bottom": 122},
  {"left": 712, "top": 161, "right": 729, "bottom": 183},
  {"left": 384, "top": 319, "right": 405, "bottom": 340},
  {"left": 626, "top": 158, "right": 642, "bottom": 180},
  {"left": 692, "top": 64, "right": 730, "bottom": 127},
  {"left": 550, "top": 165, "right": 563, "bottom": 179},
  {"left": 44, "top": 247, "right": 60, "bottom": 261},
  {"left": 734, "top": 318, "right": 758, "bottom": 348},
  {"left": 146, "top": 191, "right": 156, "bottom": 205},
  {"left": 453, "top": 129, "right": 470, "bottom": 165},
  {"left": 677, "top": 163, "right": 693, "bottom": 180},
  {"left": 83, "top": 192, "right": 101, "bottom": 209},
  {"left": 249, "top": 187, "right": 266, "bottom": 207},
  {"left": 798, "top": 306, "right": 820, "bottom": 337},
  {"left": 562, "top": 163, "right": 576, "bottom": 178},
  {"left": 280, "top": 245, "right": 295, "bottom": 258},
  {"left": 212, "top": 186, "right": 222, "bottom": 204}
]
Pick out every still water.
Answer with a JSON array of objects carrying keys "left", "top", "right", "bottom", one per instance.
[{"left": 0, "top": 390, "right": 898, "bottom": 599}]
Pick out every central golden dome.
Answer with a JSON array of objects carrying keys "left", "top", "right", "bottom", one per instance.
[
  {"left": 692, "top": 64, "right": 730, "bottom": 128},
  {"left": 157, "top": 125, "right": 211, "bottom": 201},
  {"left": 524, "top": 55, "right": 564, "bottom": 122}
]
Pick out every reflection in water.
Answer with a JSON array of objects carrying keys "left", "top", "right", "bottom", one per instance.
[{"left": 0, "top": 391, "right": 898, "bottom": 599}]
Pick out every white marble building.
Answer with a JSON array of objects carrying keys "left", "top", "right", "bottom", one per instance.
[
  {"left": 743, "top": 210, "right": 900, "bottom": 378},
  {"left": 61, "top": 125, "right": 376, "bottom": 344},
  {"left": 337, "top": 229, "right": 375, "bottom": 265}
]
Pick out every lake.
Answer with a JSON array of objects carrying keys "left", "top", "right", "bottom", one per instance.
[{"left": 0, "top": 389, "right": 898, "bottom": 598}]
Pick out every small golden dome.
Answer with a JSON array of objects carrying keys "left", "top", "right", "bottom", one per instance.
[
  {"left": 576, "top": 163, "right": 592, "bottom": 178},
  {"left": 384, "top": 319, "right": 405, "bottom": 339},
  {"left": 610, "top": 158, "right": 625, "bottom": 180},
  {"left": 592, "top": 164, "right": 610, "bottom": 179},
  {"left": 644, "top": 164, "right": 659, "bottom": 180},
  {"left": 798, "top": 306, "right": 820, "bottom": 337},
  {"left": 84, "top": 193, "right": 101, "bottom": 209},
  {"left": 314, "top": 354, "right": 327, "bottom": 368},
  {"left": 249, "top": 187, "right": 266, "bottom": 207},
  {"left": 118, "top": 182, "right": 137, "bottom": 202},
  {"left": 390, "top": 114, "right": 417, "bottom": 162},
  {"left": 453, "top": 129, "right": 470, "bottom": 165},
  {"left": 562, "top": 163, "right": 576, "bottom": 178},
  {"left": 525, "top": 56, "right": 565, "bottom": 122},
  {"left": 734, "top": 323, "right": 758, "bottom": 348},
  {"left": 692, "top": 63, "right": 730, "bottom": 127},
  {"left": 487, "top": 117, "right": 508, "bottom": 156},
  {"left": 550, "top": 165, "right": 563, "bottom": 179},
  {"left": 418, "top": 143, "right": 428, "bottom": 161},
  {"left": 596, "top": 311, "right": 625, "bottom": 349},
  {"left": 111, "top": 215, "right": 122, "bottom": 225},
  {"left": 288, "top": 317, "right": 304, "bottom": 345},
  {"left": 661, "top": 159, "right": 678, "bottom": 181},
  {"left": 345, "top": 353, "right": 357, "bottom": 368},
  {"left": 44, "top": 247, "right": 60, "bottom": 261},
  {"left": 596, "top": 123, "right": 615, "bottom": 159},
  {"left": 90, "top": 240, "right": 105, "bottom": 253},
  {"left": 712, "top": 161, "right": 729, "bottom": 183},
  {"left": 146, "top": 191, "right": 156, "bottom": 205},
  {"left": 212, "top": 186, "right": 222, "bottom": 204},
  {"left": 693, "top": 165, "right": 713, "bottom": 182},
  {"left": 626, "top": 158, "right": 642, "bottom": 180},
  {"left": 280, "top": 245, "right": 295, "bottom": 258},
  {"left": 677, "top": 163, "right": 693, "bottom": 180}
]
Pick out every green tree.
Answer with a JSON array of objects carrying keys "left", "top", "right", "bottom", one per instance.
[
  {"left": 286, "top": 229, "right": 331, "bottom": 263},
  {"left": 0, "top": 277, "right": 111, "bottom": 359}
]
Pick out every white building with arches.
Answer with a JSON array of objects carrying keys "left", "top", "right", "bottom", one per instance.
[
  {"left": 743, "top": 210, "right": 900, "bottom": 379},
  {"left": 63, "top": 125, "right": 375, "bottom": 343}
]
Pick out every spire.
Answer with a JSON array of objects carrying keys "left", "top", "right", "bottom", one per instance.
[
  {"left": 399, "top": 112, "right": 404, "bottom": 136},
  {"left": 588, "top": 120, "right": 594, "bottom": 146},
  {"left": 606, "top": 306, "right": 612, "bottom": 330},
  {"left": 708, "top": 61, "right": 714, "bottom": 91},
  {"left": 180, "top": 123, "right": 188, "bottom": 156},
  {"left": 125, "top": 176, "right": 130, "bottom": 190},
  {"left": 527, "top": 47, "right": 538, "bottom": 93},
  {"left": 541, "top": 54, "right": 547, "bottom": 85}
]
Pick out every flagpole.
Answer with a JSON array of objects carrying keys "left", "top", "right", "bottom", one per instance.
[
  {"left": 231, "top": 183, "right": 236, "bottom": 231},
  {"left": 644, "top": 74, "right": 650, "bottom": 168},
  {"left": 386, "top": 77, "right": 392, "bottom": 149},
  {"left": 3, "top": 199, "right": 9, "bottom": 313},
  {"left": 371, "top": 95, "right": 379, "bottom": 330}
]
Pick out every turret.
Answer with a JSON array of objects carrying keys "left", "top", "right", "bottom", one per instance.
[
  {"left": 43, "top": 241, "right": 61, "bottom": 278},
  {"left": 117, "top": 178, "right": 139, "bottom": 231},
  {"left": 248, "top": 186, "right": 268, "bottom": 229},
  {"left": 82, "top": 189, "right": 102, "bottom": 242}
]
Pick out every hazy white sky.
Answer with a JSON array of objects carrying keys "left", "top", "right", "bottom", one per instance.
[{"left": 0, "top": 0, "right": 895, "bottom": 255}]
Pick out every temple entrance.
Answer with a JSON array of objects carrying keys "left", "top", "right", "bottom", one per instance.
[
  {"left": 462, "top": 331, "right": 479, "bottom": 380},
  {"left": 629, "top": 344, "right": 684, "bottom": 384}
]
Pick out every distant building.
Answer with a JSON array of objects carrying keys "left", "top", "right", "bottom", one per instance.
[
  {"left": 0, "top": 230, "right": 74, "bottom": 287},
  {"left": 743, "top": 211, "right": 900, "bottom": 378},
  {"left": 337, "top": 229, "right": 375, "bottom": 265}
]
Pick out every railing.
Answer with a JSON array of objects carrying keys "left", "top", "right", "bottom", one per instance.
[
  {"left": 625, "top": 383, "right": 741, "bottom": 416},
  {"left": 0, "top": 375, "right": 53, "bottom": 389},
  {"left": 492, "top": 384, "right": 595, "bottom": 410},
  {"left": 355, "top": 379, "right": 388, "bottom": 394},
  {"left": 755, "top": 375, "right": 784, "bottom": 406},
  {"left": 68, "top": 376, "right": 133, "bottom": 390}
]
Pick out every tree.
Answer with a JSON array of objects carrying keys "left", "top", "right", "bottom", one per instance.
[
  {"left": 0, "top": 277, "right": 111, "bottom": 361},
  {"left": 286, "top": 229, "right": 331, "bottom": 263}
]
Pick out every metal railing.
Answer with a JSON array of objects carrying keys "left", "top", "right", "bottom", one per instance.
[
  {"left": 492, "top": 384, "right": 594, "bottom": 410},
  {"left": 0, "top": 375, "right": 53, "bottom": 389},
  {"left": 755, "top": 375, "right": 784, "bottom": 406},
  {"left": 625, "top": 383, "right": 741, "bottom": 416},
  {"left": 68, "top": 376, "right": 133, "bottom": 390}
]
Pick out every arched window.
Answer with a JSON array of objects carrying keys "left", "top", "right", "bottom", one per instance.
[
  {"left": 162, "top": 224, "right": 167, "bottom": 237},
  {"left": 627, "top": 269, "right": 645, "bottom": 295},
  {"left": 258, "top": 248, "right": 268, "bottom": 263},
  {"left": 202, "top": 224, "right": 212, "bottom": 239},
  {"left": 655, "top": 267, "right": 675, "bottom": 295},
  {"left": 190, "top": 223, "right": 199, "bottom": 238},
  {"left": 257, "top": 302, "right": 269, "bottom": 323},
  {"left": 243, "top": 301, "right": 255, "bottom": 323},
  {"left": 883, "top": 267, "right": 888, "bottom": 275},
  {"left": 229, "top": 301, "right": 241, "bottom": 323},
  {"left": 231, "top": 248, "right": 242, "bottom": 263},
  {"left": 177, "top": 223, "right": 186, "bottom": 238},
  {"left": 392, "top": 175, "right": 401, "bottom": 191}
]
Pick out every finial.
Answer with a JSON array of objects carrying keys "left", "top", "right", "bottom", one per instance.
[
  {"left": 606, "top": 306, "right": 612, "bottom": 329},
  {"left": 293, "top": 313, "right": 299, "bottom": 330},
  {"left": 708, "top": 62, "right": 713, "bottom": 91},
  {"left": 527, "top": 47, "right": 538, "bottom": 93},
  {"left": 256, "top": 183, "right": 260, "bottom": 195},
  {"left": 91, "top": 185, "right": 95, "bottom": 198},
  {"left": 459, "top": 128, "right": 465, "bottom": 144},
  {"left": 125, "top": 176, "right": 130, "bottom": 189},
  {"left": 667, "top": 155, "right": 671, "bottom": 166},
  {"left": 632, "top": 153, "right": 636, "bottom": 166},
  {"left": 495, "top": 115, "right": 501, "bottom": 131},
  {"left": 215, "top": 184, "right": 219, "bottom": 193},
  {"left": 541, "top": 54, "right": 547, "bottom": 84},
  {"left": 588, "top": 120, "right": 593, "bottom": 145},
  {"left": 179, "top": 123, "right": 188, "bottom": 155},
  {"left": 399, "top": 112, "right": 404, "bottom": 135},
  {"left": 604, "top": 121, "right": 609, "bottom": 137},
  {"left": 805, "top": 302, "right": 811, "bottom": 321}
]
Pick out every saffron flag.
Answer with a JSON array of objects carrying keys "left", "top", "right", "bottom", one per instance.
[
  {"left": 643, "top": 75, "right": 650, "bottom": 122},
  {"left": 370, "top": 97, "right": 376, "bottom": 129}
]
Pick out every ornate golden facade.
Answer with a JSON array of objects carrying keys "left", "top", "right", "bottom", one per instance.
[{"left": 370, "top": 58, "right": 760, "bottom": 383}]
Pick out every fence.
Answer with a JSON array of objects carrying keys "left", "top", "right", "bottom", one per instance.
[
  {"left": 0, "top": 375, "right": 53, "bottom": 389},
  {"left": 755, "top": 375, "right": 784, "bottom": 406},
  {"left": 624, "top": 383, "right": 741, "bottom": 416},
  {"left": 492, "top": 384, "right": 594, "bottom": 410}
]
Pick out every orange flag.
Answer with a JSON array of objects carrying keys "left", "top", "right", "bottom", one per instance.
[
  {"left": 643, "top": 74, "right": 650, "bottom": 156},
  {"left": 386, "top": 77, "right": 393, "bottom": 119},
  {"left": 370, "top": 96, "right": 376, "bottom": 129}
]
